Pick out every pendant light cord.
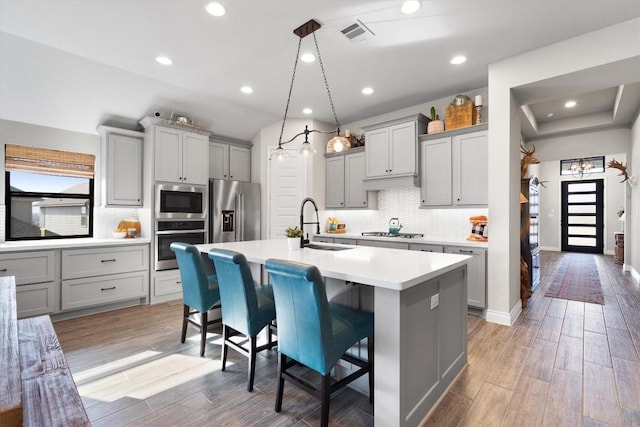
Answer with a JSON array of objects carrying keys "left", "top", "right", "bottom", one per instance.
[
  {"left": 313, "top": 32, "right": 341, "bottom": 132},
  {"left": 277, "top": 37, "right": 303, "bottom": 147}
]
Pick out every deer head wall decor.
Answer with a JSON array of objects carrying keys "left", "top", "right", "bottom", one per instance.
[
  {"left": 521, "top": 144, "right": 540, "bottom": 178},
  {"left": 607, "top": 159, "right": 629, "bottom": 183}
]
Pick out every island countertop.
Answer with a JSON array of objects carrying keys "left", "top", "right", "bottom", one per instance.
[{"left": 196, "top": 239, "right": 471, "bottom": 291}]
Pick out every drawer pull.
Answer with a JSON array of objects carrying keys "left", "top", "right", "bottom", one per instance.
[
  {"left": 459, "top": 249, "right": 474, "bottom": 254},
  {"left": 100, "top": 286, "right": 116, "bottom": 291},
  {"left": 101, "top": 259, "right": 116, "bottom": 263},
  {"left": 0, "top": 268, "right": 7, "bottom": 272},
  {"left": 420, "top": 249, "right": 433, "bottom": 252}
]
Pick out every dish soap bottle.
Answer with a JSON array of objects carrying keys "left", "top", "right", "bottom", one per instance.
[{"left": 118, "top": 211, "right": 141, "bottom": 238}]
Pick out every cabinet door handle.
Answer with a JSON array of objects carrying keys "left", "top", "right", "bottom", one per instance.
[
  {"left": 459, "top": 249, "right": 474, "bottom": 254},
  {"left": 230, "top": 175, "right": 233, "bottom": 179},
  {"left": 420, "top": 249, "right": 433, "bottom": 252},
  {"left": 101, "top": 259, "right": 116, "bottom": 263},
  {"left": 0, "top": 268, "right": 7, "bottom": 272},
  {"left": 101, "top": 286, "right": 116, "bottom": 291},
  {"left": 176, "top": 281, "right": 182, "bottom": 285}
]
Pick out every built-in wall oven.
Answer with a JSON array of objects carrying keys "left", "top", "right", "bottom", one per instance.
[
  {"left": 155, "top": 220, "right": 207, "bottom": 270},
  {"left": 155, "top": 183, "right": 207, "bottom": 219}
]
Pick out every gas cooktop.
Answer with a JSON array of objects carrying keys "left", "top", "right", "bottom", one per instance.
[{"left": 361, "top": 232, "right": 424, "bottom": 239}]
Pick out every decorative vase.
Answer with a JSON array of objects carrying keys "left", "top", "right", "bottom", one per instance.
[
  {"left": 427, "top": 120, "right": 444, "bottom": 134},
  {"left": 287, "top": 237, "right": 300, "bottom": 251}
]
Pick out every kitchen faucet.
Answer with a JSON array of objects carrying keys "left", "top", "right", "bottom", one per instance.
[{"left": 299, "top": 197, "right": 321, "bottom": 248}]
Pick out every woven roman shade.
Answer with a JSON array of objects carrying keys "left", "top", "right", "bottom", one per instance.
[{"left": 5, "top": 144, "right": 95, "bottom": 178}]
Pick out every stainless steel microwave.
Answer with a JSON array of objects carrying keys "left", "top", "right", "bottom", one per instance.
[{"left": 155, "top": 183, "right": 207, "bottom": 219}]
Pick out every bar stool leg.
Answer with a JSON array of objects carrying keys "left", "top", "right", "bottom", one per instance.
[{"left": 200, "top": 311, "right": 208, "bottom": 357}]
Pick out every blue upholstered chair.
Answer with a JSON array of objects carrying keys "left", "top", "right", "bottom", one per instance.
[
  {"left": 170, "top": 242, "right": 221, "bottom": 357},
  {"left": 208, "top": 249, "right": 277, "bottom": 392},
  {"left": 264, "top": 259, "right": 373, "bottom": 427}
]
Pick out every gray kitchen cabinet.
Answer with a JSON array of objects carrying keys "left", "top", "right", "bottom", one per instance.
[
  {"left": 444, "top": 245, "right": 486, "bottom": 308},
  {"left": 420, "top": 137, "right": 452, "bottom": 206},
  {"left": 313, "top": 236, "right": 334, "bottom": 243},
  {"left": 409, "top": 243, "right": 444, "bottom": 253},
  {"left": 140, "top": 117, "right": 210, "bottom": 185},
  {"left": 325, "top": 148, "right": 375, "bottom": 209},
  {"left": 61, "top": 245, "right": 149, "bottom": 310},
  {"left": 419, "top": 125, "right": 488, "bottom": 207},
  {"left": 325, "top": 155, "right": 345, "bottom": 208},
  {"left": 454, "top": 130, "right": 488, "bottom": 206},
  {"left": 357, "top": 240, "right": 409, "bottom": 250},
  {"left": 362, "top": 114, "right": 427, "bottom": 189},
  {"left": 97, "top": 126, "right": 144, "bottom": 207},
  {"left": 0, "top": 250, "right": 58, "bottom": 318},
  {"left": 209, "top": 141, "right": 251, "bottom": 182}
]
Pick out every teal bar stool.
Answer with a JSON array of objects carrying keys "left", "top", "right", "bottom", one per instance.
[
  {"left": 208, "top": 249, "right": 277, "bottom": 392},
  {"left": 264, "top": 259, "right": 373, "bottom": 427},
  {"left": 170, "top": 242, "right": 221, "bottom": 357}
]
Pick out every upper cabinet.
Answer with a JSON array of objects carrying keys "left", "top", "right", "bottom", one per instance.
[
  {"left": 420, "top": 124, "right": 488, "bottom": 207},
  {"left": 97, "top": 126, "right": 144, "bottom": 207},
  {"left": 362, "top": 114, "right": 427, "bottom": 190},
  {"left": 209, "top": 139, "right": 251, "bottom": 182},
  {"left": 140, "top": 117, "right": 210, "bottom": 185},
  {"left": 325, "top": 148, "right": 376, "bottom": 210}
]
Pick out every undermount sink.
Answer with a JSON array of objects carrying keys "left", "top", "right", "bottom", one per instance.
[{"left": 304, "top": 243, "right": 353, "bottom": 251}]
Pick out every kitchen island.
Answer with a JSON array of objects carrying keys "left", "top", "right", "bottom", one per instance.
[{"left": 196, "top": 239, "right": 471, "bottom": 426}]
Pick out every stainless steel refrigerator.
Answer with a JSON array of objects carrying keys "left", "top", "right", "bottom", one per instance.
[{"left": 209, "top": 179, "right": 261, "bottom": 243}]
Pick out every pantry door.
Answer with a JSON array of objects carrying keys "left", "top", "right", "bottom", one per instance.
[{"left": 561, "top": 179, "right": 604, "bottom": 253}]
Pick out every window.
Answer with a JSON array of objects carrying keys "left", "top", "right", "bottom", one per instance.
[
  {"left": 5, "top": 145, "right": 95, "bottom": 240},
  {"left": 560, "top": 156, "right": 605, "bottom": 178}
]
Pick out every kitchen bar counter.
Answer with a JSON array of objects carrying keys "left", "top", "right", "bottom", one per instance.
[{"left": 196, "top": 239, "right": 470, "bottom": 426}]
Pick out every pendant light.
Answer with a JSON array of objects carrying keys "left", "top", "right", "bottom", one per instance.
[{"left": 275, "top": 19, "right": 349, "bottom": 161}]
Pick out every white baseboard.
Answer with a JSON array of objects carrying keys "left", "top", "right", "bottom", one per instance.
[
  {"left": 485, "top": 302, "right": 521, "bottom": 326},
  {"left": 539, "top": 246, "right": 560, "bottom": 252},
  {"left": 631, "top": 265, "right": 640, "bottom": 283}
]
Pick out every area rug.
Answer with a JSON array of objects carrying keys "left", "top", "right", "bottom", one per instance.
[{"left": 545, "top": 252, "right": 604, "bottom": 304}]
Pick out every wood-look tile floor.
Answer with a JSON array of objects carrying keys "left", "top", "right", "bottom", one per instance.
[{"left": 53, "top": 251, "right": 640, "bottom": 427}]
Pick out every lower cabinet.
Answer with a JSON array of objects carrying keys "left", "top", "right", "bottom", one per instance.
[
  {"left": 443, "top": 246, "right": 486, "bottom": 308},
  {"left": 1, "top": 250, "right": 58, "bottom": 318},
  {"left": 153, "top": 270, "right": 183, "bottom": 299},
  {"left": 357, "top": 240, "right": 409, "bottom": 250},
  {"left": 409, "top": 243, "right": 444, "bottom": 253},
  {"left": 61, "top": 272, "right": 147, "bottom": 311},
  {"left": 61, "top": 245, "right": 149, "bottom": 311},
  {"left": 15, "top": 281, "right": 57, "bottom": 318}
]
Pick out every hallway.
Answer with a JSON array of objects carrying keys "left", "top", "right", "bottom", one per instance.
[{"left": 424, "top": 251, "right": 640, "bottom": 426}]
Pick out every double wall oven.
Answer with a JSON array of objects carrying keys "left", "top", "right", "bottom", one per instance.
[{"left": 154, "top": 184, "right": 208, "bottom": 270}]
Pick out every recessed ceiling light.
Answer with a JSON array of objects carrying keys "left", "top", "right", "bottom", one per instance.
[
  {"left": 564, "top": 100, "right": 577, "bottom": 108},
  {"left": 546, "top": 112, "right": 554, "bottom": 118},
  {"left": 302, "top": 108, "right": 312, "bottom": 114},
  {"left": 240, "top": 86, "right": 253, "bottom": 94},
  {"left": 362, "top": 87, "right": 374, "bottom": 95},
  {"left": 401, "top": 0, "right": 421, "bottom": 14},
  {"left": 205, "top": 2, "right": 226, "bottom": 16},
  {"left": 155, "top": 56, "right": 173, "bottom": 66},
  {"left": 300, "top": 53, "right": 315, "bottom": 63},
  {"left": 450, "top": 55, "right": 467, "bottom": 65}
]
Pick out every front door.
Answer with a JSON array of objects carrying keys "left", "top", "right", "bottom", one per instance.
[{"left": 561, "top": 179, "right": 604, "bottom": 253}]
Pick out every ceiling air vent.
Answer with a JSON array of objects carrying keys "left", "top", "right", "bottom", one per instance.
[{"left": 340, "top": 19, "right": 374, "bottom": 43}]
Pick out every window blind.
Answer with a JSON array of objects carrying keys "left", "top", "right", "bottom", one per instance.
[{"left": 5, "top": 144, "right": 95, "bottom": 178}]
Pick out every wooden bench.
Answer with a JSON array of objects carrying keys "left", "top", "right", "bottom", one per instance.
[{"left": 1, "top": 277, "right": 90, "bottom": 427}]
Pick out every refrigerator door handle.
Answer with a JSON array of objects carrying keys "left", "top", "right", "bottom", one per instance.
[{"left": 238, "top": 193, "right": 245, "bottom": 241}]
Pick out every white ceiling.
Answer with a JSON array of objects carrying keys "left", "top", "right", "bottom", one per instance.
[{"left": 0, "top": 0, "right": 639, "bottom": 141}]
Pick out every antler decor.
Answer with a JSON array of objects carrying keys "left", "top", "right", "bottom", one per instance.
[
  {"left": 607, "top": 159, "right": 629, "bottom": 183},
  {"left": 521, "top": 144, "right": 540, "bottom": 178}
]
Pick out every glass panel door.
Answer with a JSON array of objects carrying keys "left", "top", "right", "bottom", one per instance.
[{"left": 561, "top": 179, "right": 604, "bottom": 253}]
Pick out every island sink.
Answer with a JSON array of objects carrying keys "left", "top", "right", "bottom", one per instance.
[{"left": 304, "top": 243, "right": 353, "bottom": 251}]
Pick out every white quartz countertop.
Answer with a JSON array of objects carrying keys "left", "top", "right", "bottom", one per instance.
[
  {"left": 196, "top": 239, "right": 471, "bottom": 291},
  {"left": 0, "top": 237, "right": 151, "bottom": 252},
  {"left": 318, "top": 232, "right": 489, "bottom": 249}
]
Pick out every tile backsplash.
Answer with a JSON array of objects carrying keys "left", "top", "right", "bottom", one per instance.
[{"left": 321, "top": 188, "right": 488, "bottom": 240}]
